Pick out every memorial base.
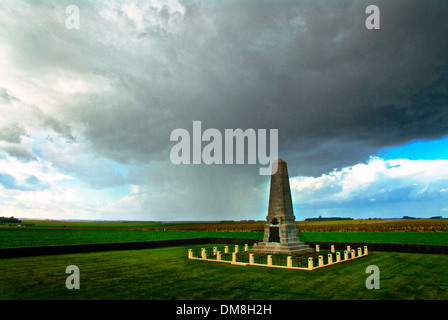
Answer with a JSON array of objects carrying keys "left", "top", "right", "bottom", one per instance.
[{"left": 251, "top": 241, "right": 314, "bottom": 254}]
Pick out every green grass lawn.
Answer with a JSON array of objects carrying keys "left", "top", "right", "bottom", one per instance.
[
  {"left": 1, "top": 244, "right": 447, "bottom": 300},
  {"left": 1, "top": 227, "right": 448, "bottom": 249},
  {"left": 0, "top": 228, "right": 263, "bottom": 248},
  {"left": 298, "top": 232, "right": 448, "bottom": 245}
]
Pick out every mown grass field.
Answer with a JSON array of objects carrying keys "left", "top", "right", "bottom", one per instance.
[
  {"left": 1, "top": 244, "right": 447, "bottom": 300},
  {"left": 0, "top": 228, "right": 263, "bottom": 249},
  {"left": 1, "top": 219, "right": 447, "bottom": 301},
  {"left": 1, "top": 218, "right": 448, "bottom": 249},
  {"left": 298, "top": 231, "right": 448, "bottom": 245},
  {"left": 2, "top": 228, "right": 448, "bottom": 249}
]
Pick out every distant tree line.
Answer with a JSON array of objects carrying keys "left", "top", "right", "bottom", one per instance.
[
  {"left": 0, "top": 216, "right": 21, "bottom": 223},
  {"left": 304, "top": 216, "right": 354, "bottom": 221},
  {"left": 403, "top": 216, "right": 443, "bottom": 219}
]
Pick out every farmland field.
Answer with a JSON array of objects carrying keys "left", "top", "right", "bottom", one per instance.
[
  {"left": 142, "top": 218, "right": 448, "bottom": 232},
  {"left": 2, "top": 219, "right": 209, "bottom": 229},
  {"left": 1, "top": 228, "right": 448, "bottom": 249},
  {"left": 0, "top": 244, "right": 447, "bottom": 300},
  {"left": 1, "top": 219, "right": 448, "bottom": 248},
  {"left": 0, "top": 228, "right": 263, "bottom": 249},
  {"left": 298, "top": 231, "right": 448, "bottom": 246},
  {"left": 5, "top": 218, "right": 448, "bottom": 232},
  {"left": 1, "top": 219, "right": 448, "bottom": 302}
]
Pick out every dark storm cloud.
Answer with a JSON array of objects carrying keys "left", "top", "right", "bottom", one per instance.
[
  {"left": 59, "top": 0, "right": 448, "bottom": 176},
  {"left": 2, "top": 0, "right": 448, "bottom": 219},
  {"left": 0, "top": 123, "right": 27, "bottom": 144}
]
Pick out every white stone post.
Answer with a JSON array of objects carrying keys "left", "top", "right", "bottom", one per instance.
[
  {"left": 344, "top": 250, "right": 348, "bottom": 260},
  {"left": 201, "top": 248, "right": 207, "bottom": 260},
  {"left": 308, "top": 257, "right": 314, "bottom": 270},
  {"left": 213, "top": 247, "right": 217, "bottom": 255},
  {"left": 217, "top": 251, "right": 221, "bottom": 261},
  {"left": 336, "top": 252, "right": 341, "bottom": 262},
  {"left": 351, "top": 249, "right": 356, "bottom": 259},
  {"left": 249, "top": 253, "right": 254, "bottom": 265},
  {"left": 331, "top": 245, "right": 335, "bottom": 253},
  {"left": 234, "top": 245, "right": 239, "bottom": 253},
  {"left": 357, "top": 248, "right": 362, "bottom": 257},
  {"left": 267, "top": 255, "right": 273, "bottom": 266},
  {"left": 364, "top": 246, "right": 368, "bottom": 255},
  {"left": 347, "top": 245, "right": 351, "bottom": 252},
  {"left": 287, "top": 256, "right": 293, "bottom": 268},
  {"left": 232, "top": 252, "right": 237, "bottom": 263},
  {"left": 244, "top": 244, "right": 249, "bottom": 251},
  {"left": 318, "top": 255, "right": 324, "bottom": 267},
  {"left": 224, "top": 246, "right": 228, "bottom": 253},
  {"left": 328, "top": 254, "right": 333, "bottom": 265},
  {"left": 188, "top": 249, "right": 193, "bottom": 259},
  {"left": 316, "top": 244, "right": 320, "bottom": 252}
]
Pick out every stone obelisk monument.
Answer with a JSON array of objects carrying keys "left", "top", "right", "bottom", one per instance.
[{"left": 252, "top": 158, "right": 313, "bottom": 254}]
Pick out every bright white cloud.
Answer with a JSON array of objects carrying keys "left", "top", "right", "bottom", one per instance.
[
  {"left": 0, "top": 150, "right": 135, "bottom": 220},
  {"left": 0, "top": 152, "right": 78, "bottom": 218},
  {"left": 99, "top": 0, "right": 185, "bottom": 35},
  {"left": 291, "top": 157, "right": 448, "bottom": 206},
  {"left": 0, "top": 153, "right": 73, "bottom": 185}
]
